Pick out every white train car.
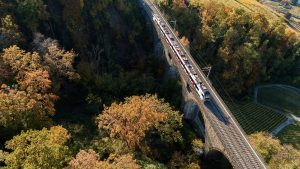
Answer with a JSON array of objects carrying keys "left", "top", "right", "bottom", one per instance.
[{"left": 152, "top": 14, "right": 210, "bottom": 101}]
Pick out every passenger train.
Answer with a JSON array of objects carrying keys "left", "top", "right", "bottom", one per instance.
[{"left": 152, "top": 14, "right": 210, "bottom": 101}]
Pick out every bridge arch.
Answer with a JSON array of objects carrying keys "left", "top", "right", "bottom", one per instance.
[{"left": 204, "top": 148, "right": 233, "bottom": 169}]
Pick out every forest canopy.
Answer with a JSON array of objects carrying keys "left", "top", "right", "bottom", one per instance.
[{"left": 0, "top": 0, "right": 299, "bottom": 168}]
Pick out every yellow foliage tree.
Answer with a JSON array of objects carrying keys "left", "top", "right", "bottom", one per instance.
[
  {"left": 249, "top": 132, "right": 282, "bottom": 163},
  {"left": 180, "top": 36, "right": 190, "bottom": 51},
  {"left": 45, "top": 44, "right": 80, "bottom": 81},
  {"left": 2, "top": 45, "right": 41, "bottom": 78},
  {"left": 269, "top": 145, "right": 300, "bottom": 169},
  {"left": 0, "top": 126, "right": 71, "bottom": 168}
]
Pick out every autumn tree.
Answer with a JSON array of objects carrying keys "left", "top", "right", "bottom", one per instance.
[
  {"left": 2, "top": 45, "right": 41, "bottom": 78},
  {"left": 68, "top": 150, "right": 140, "bottom": 169},
  {"left": 98, "top": 154, "right": 140, "bottom": 169},
  {"left": 97, "top": 95, "right": 183, "bottom": 150},
  {"left": 192, "top": 139, "right": 204, "bottom": 155},
  {"left": 249, "top": 132, "right": 282, "bottom": 163},
  {"left": 68, "top": 149, "right": 100, "bottom": 169},
  {"left": 0, "top": 46, "right": 59, "bottom": 130},
  {"left": 249, "top": 132, "right": 300, "bottom": 168},
  {"left": 180, "top": 36, "right": 190, "bottom": 51},
  {"left": 2, "top": 43, "right": 79, "bottom": 89},
  {"left": 32, "top": 32, "right": 59, "bottom": 55},
  {"left": 97, "top": 95, "right": 167, "bottom": 149},
  {"left": 0, "top": 126, "right": 71, "bottom": 168},
  {"left": 19, "top": 69, "right": 52, "bottom": 94},
  {"left": 269, "top": 145, "right": 300, "bottom": 169},
  {"left": 0, "top": 57, "right": 13, "bottom": 84},
  {"left": 32, "top": 33, "right": 80, "bottom": 81},
  {"left": 0, "top": 15, "right": 23, "bottom": 50},
  {"left": 0, "top": 68, "right": 56, "bottom": 131},
  {"left": 44, "top": 44, "right": 80, "bottom": 81},
  {"left": 0, "top": 84, "right": 56, "bottom": 130}
]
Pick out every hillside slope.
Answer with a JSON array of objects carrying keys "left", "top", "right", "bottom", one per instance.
[
  {"left": 197, "top": 0, "right": 280, "bottom": 19},
  {"left": 195, "top": 0, "right": 300, "bottom": 33}
]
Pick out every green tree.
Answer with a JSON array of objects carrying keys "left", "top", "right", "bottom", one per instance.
[
  {"left": 1, "top": 126, "right": 71, "bottom": 168},
  {"left": 16, "top": 0, "right": 49, "bottom": 31},
  {"left": 60, "top": 0, "right": 88, "bottom": 55}
]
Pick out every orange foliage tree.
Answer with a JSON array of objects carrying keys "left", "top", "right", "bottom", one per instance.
[
  {"left": 97, "top": 95, "right": 167, "bottom": 149},
  {"left": 68, "top": 150, "right": 140, "bottom": 169},
  {"left": 97, "top": 95, "right": 183, "bottom": 150}
]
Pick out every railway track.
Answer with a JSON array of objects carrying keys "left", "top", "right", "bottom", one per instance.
[{"left": 140, "top": 0, "right": 267, "bottom": 168}]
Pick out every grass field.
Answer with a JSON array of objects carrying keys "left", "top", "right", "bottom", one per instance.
[
  {"left": 277, "top": 122, "right": 300, "bottom": 149},
  {"left": 257, "top": 85, "right": 300, "bottom": 117},
  {"left": 198, "top": 0, "right": 283, "bottom": 20},
  {"left": 226, "top": 101, "right": 287, "bottom": 134}
]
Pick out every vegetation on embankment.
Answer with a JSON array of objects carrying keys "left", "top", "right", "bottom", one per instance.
[{"left": 249, "top": 132, "right": 300, "bottom": 168}]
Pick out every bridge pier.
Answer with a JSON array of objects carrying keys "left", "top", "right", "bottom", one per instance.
[
  {"left": 161, "top": 47, "right": 177, "bottom": 78},
  {"left": 183, "top": 100, "right": 205, "bottom": 137}
]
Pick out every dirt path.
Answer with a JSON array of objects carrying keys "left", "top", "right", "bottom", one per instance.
[{"left": 271, "top": 117, "right": 295, "bottom": 136}]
